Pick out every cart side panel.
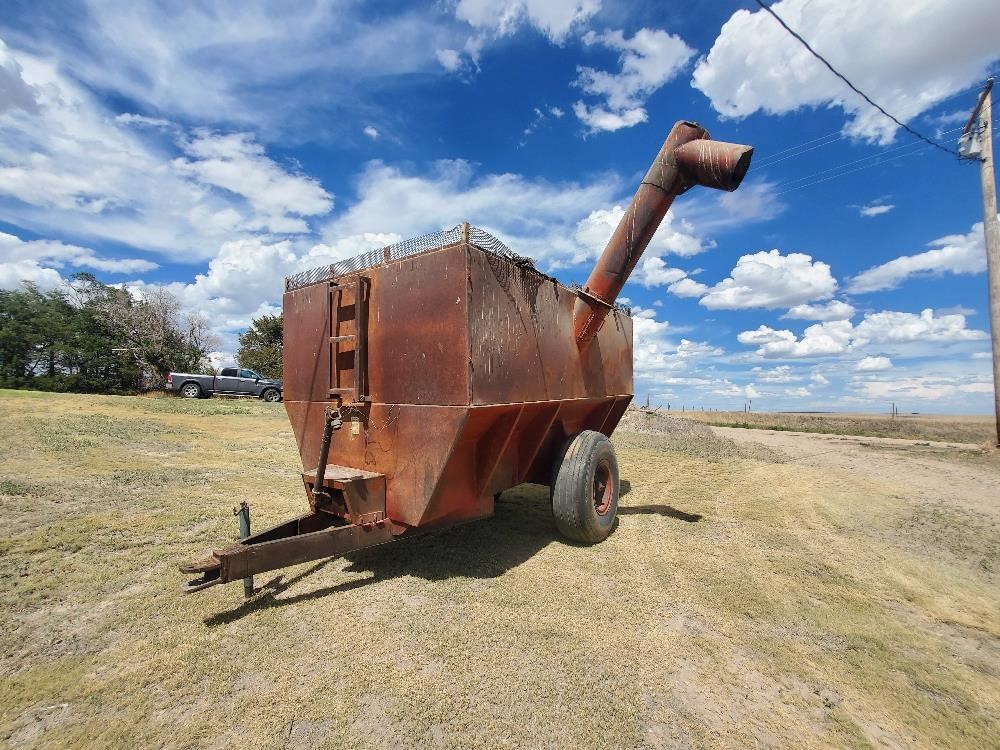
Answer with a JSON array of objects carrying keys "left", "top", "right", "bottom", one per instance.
[
  {"left": 467, "top": 247, "right": 633, "bottom": 405},
  {"left": 283, "top": 281, "right": 331, "bottom": 404},
  {"left": 285, "top": 401, "right": 472, "bottom": 528},
  {"left": 368, "top": 243, "right": 470, "bottom": 406}
]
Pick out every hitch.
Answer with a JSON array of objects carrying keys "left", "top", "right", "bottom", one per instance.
[
  {"left": 180, "top": 554, "right": 223, "bottom": 593},
  {"left": 180, "top": 511, "right": 396, "bottom": 594}
]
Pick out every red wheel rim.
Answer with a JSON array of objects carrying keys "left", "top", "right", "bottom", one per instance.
[{"left": 594, "top": 458, "right": 613, "bottom": 515}]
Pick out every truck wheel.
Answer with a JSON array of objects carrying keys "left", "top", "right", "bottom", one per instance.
[
  {"left": 551, "top": 430, "right": 619, "bottom": 544},
  {"left": 261, "top": 388, "right": 281, "bottom": 403},
  {"left": 180, "top": 382, "right": 202, "bottom": 399}
]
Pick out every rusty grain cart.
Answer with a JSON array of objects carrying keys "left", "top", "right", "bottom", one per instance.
[{"left": 182, "top": 121, "right": 753, "bottom": 593}]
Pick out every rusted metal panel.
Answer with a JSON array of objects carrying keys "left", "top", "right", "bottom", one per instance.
[
  {"left": 286, "top": 400, "right": 470, "bottom": 528},
  {"left": 276, "top": 249, "right": 638, "bottom": 563},
  {"left": 282, "top": 281, "right": 331, "bottom": 403},
  {"left": 470, "top": 404, "right": 524, "bottom": 497},
  {"left": 598, "top": 395, "right": 633, "bottom": 437},
  {"left": 468, "top": 249, "right": 632, "bottom": 405},
  {"left": 521, "top": 396, "right": 626, "bottom": 484},
  {"left": 367, "top": 243, "right": 470, "bottom": 406},
  {"left": 478, "top": 400, "right": 561, "bottom": 496}
]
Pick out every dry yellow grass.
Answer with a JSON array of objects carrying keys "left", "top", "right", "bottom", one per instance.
[
  {"left": 1, "top": 390, "right": 998, "bottom": 749},
  {"left": 671, "top": 409, "right": 997, "bottom": 445}
]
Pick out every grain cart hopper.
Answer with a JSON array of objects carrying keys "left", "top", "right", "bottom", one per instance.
[{"left": 181, "top": 120, "right": 753, "bottom": 593}]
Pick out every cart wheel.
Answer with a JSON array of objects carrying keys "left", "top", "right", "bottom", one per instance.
[{"left": 551, "top": 430, "right": 619, "bottom": 544}]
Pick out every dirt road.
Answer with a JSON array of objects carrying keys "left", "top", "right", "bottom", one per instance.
[{"left": 713, "top": 426, "right": 1000, "bottom": 519}]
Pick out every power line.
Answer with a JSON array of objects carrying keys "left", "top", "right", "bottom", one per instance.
[
  {"left": 754, "top": 132, "right": 847, "bottom": 168},
  {"left": 771, "top": 143, "right": 935, "bottom": 197},
  {"left": 751, "top": 0, "right": 963, "bottom": 158},
  {"left": 769, "top": 124, "right": 996, "bottom": 197},
  {"left": 750, "top": 82, "right": 986, "bottom": 168},
  {"left": 772, "top": 142, "right": 928, "bottom": 192},
  {"left": 752, "top": 128, "right": 845, "bottom": 167},
  {"left": 769, "top": 123, "right": 970, "bottom": 191}
]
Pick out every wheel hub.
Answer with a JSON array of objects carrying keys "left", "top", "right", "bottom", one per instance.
[{"left": 593, "top": 458, "right": 613, "bottom": 515}]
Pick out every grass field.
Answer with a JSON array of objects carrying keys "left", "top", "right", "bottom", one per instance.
[
  {"left": 669, "top": 409, "right": 997, "bottom": 445},
  {"left": 1, "top": 391, "right": 998, "bottom": 749}
]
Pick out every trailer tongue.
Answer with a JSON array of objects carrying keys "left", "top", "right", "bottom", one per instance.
[{"left": 181, "top": 120, "right": 753, "bottom": 595}]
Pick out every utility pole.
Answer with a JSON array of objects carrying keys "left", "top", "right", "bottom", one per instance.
[{"left": 960, "top": 79, "right": 1000, "bottom": 446}]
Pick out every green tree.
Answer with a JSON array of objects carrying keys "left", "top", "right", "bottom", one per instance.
[
  {"left": 237, "top": 314, "right": 283, "bottom": 379},
  {"left": 0, "top": 275, "right": 217, "bottom": 393},
  {"left": 71, "top": 274, "right": 217, "bottom": 387}
]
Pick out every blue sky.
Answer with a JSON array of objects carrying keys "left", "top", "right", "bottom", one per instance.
[{"left": 1, "top": 0, "right": 998, "bottom": 413}]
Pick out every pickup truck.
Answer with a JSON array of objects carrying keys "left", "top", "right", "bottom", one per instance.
[{"left": 166, "top": 367, "right": 283, "bottom": 402}]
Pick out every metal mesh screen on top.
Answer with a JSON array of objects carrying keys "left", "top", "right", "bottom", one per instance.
[{"left": 284, "top": 224, "right": 530, "bottom": 292}]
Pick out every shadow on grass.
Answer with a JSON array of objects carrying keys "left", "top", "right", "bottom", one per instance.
[
  {"left": 618, "top": 504, "right": 702, "bottom": 522},
  {"left": 204, "top": 484, "right": 558, "bottom": 625},
  {"left": 619, "top": 478, "right": 702, "bottom": 521},
  {"left": 203, "top": 482, "right": 701, "bottom": 624},
  {"left": 203, "top": 561, "right": 373, "bottom": 626}
]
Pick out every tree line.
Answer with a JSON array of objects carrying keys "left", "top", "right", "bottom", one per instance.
[{"left": 0, "top": 274, "right": 217, "bottom": 393}]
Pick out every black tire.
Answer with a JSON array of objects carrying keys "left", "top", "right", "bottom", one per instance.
[
  {"left": 551, "top": 430, "right": 619, "bottom": 544},
  {"left": 180, "top": 382, "right": 202, "bottom": 399},
  {"left": 261, "top": 388, "right": 281, "bottom": 403}
]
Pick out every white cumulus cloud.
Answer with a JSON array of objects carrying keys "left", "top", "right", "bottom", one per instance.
[
  {"left": 0, "top": 232, "right": 157, "bottom": 278},
  {"left": 636, "top": 257, "right": 686, "bottom": 287},
  {"left": 667, "top": 277, "right": 708, "bottom": 298},
  {"left": 738, "top": 320, "right": 853, "bottom": 359},
  {"left": 0, "top": 38, "right": 39, "bottom": 115},
  {"left": 320, "top": 159, "right": 621, "bottom": 270},
  {"left": 454, "top": 0, "right": 600, "bottom": 42},
  {"left": 0, "top": 44, "right": 335, "bottom": 258},
  {"left": 574, "top": 28, "right": 694, "bottom": 133},
  {"left": 783, "top": 300, "right": 855, "bottom": 321},
  {"left": 852, "top": 308, "right": 987, "bottom": 346},
  {"left": 436, "top": 48, "right": 463, "bottom": 71},
  {"left": 631, "top": 309, "right": 674, "bottom": 380},
  {"left": 848, "top": 221, "right": 988, "bottom": 293},
  {"left": 700, "top": 250, "right": 837, "bottom": 310},
  {"left": 753, "top": 365, "right": 797, "bottom": 383},
  {"left": 676, "top": 339, "right": 723, "bottom": 359},
  {"left": 174, "top": 130, "right": 333, "bottom": 234},
  {"left": 692, "top": 0, "right": 1000, "bottom": 143},
  {"left": 0, "top": 260, "right": 64, "bottom": 290},
  {"left": 856, "top": 356, "right": 892, "bottom": 372},
  {"left": 738, "top": 309, "right": 986, "bottom": 359}
]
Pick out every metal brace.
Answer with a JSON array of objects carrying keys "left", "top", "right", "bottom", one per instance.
[{"left": 312, "top": 406, "right": 343, "bottom": 499}]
